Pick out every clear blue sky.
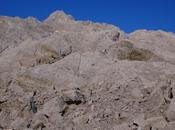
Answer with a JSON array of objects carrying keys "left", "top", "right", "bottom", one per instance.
[{"left": 0, "top": 0, "right": 174, "bottom": 33}]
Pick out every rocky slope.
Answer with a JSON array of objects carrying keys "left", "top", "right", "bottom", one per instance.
[{"left": 0, "top": 11, "right": 175, "bottom": 130}]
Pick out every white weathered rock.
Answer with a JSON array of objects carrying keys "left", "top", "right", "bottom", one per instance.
[{"left": 0, "top": 11, "right": 175, "bottom": 130}]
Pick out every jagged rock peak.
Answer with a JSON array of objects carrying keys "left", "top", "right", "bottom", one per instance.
[{"left": 45, "top": 10, "right": 74, "bottom": 22}]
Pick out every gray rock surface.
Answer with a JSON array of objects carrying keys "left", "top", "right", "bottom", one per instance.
[{"left": 0, "top": 11, "right": 175, "bottom": 130}]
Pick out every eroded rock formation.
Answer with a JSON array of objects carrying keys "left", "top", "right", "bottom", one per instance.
[{"left": 0, "top": 11, "right": 175, "bottom": 130}]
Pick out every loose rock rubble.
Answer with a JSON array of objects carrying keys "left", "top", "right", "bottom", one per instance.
[{"left": 0, "top": 11, "right": 175, "bottom": 130}]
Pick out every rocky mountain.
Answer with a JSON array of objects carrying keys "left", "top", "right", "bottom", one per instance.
[{"left": 0, "top": 11, "right": 175, "bottom": 130}]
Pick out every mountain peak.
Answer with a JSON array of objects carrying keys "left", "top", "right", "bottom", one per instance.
[{"left": 45, "top": 10, "right": 74, "bottom": 22}]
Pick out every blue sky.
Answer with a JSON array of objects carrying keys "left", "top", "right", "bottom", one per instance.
[{"left": 0, "top": 0, "right": 174, "bottom": 32}]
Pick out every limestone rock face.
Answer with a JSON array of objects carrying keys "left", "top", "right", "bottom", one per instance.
[{"left": 0, "top": 11, "right": 175, "bottom": 130}]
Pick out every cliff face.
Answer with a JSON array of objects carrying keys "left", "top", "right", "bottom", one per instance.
[{"left": 0, "top": 11, "right": 175, "bottom": 130}]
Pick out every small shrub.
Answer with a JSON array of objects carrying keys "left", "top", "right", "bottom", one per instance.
[
  {"left": 128, "top": 49, "right": 151, "bottom": 61},
  {"left": 119, "top": 40, "right": 134, "bottom": 49},
  {"left": 36, "top": 45, "right": 62, "bottom": 65},
  {"left": 117, "top": 40, "right": 157, "bottom": 61},
  {"left": 118, "top": 48, "right": 155, "bottom": 61}
]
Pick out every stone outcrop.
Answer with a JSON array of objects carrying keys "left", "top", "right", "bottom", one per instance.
[{"left": 0, "top": 11, "right": 175, "bottom": 130}]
